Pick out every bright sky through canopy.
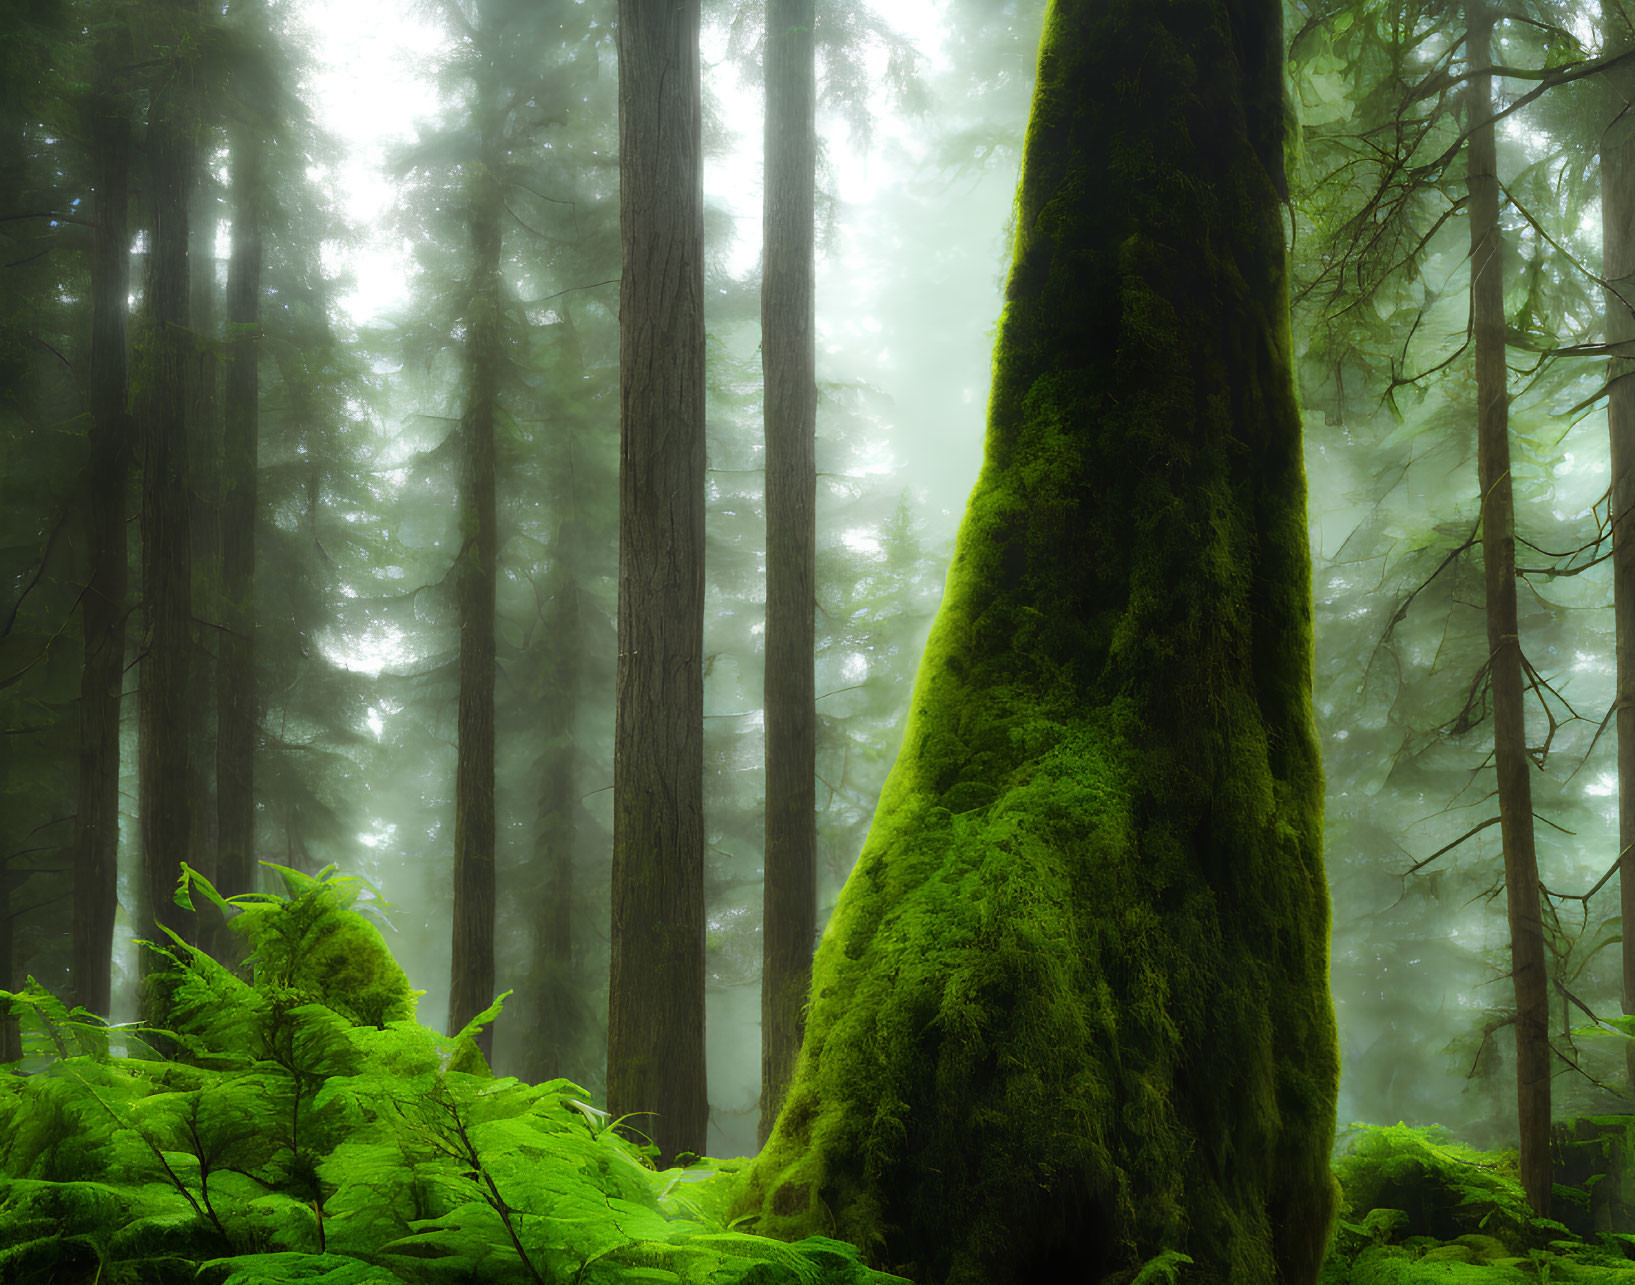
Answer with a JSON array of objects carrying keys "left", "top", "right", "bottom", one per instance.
[{"left": 296, "top": 0, "right": 955, "bottom": 327}]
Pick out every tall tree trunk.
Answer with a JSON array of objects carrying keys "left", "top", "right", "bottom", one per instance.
[
  {"left": 528, "top": 521, "right": 583, "bottom": 1084},
  {"left": 759, "top": 0, "right": 818, "bottom": 1148},
  {"left": 448, "top": 70, "right": 501, "bottom": 1062},
  {"left": 137, "top": 5, "right": 199, "bottom": 999},
  {"left": 1602, "top": 11, "right": 1635, "bottom": 1100},
  {"left": 187, "top": 148, "right": 221, "bottom": 940},
  {"left": 731, "top": 0, "right": 1337, "bottom": 1278},
  {"left": 609, "top": 0, "right": 708, "bottom": 1167},
  {"left": 72, "top": 46, "right": 132, "bottom": 1019},
  {"left": 217, "top": 124, "right": 263, "bottom": 942},
  {"left": 1467, "top": 0, "right": 1551, "bottom": 1216}
]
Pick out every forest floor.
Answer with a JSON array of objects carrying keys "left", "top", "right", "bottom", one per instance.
[
  {"left": 1320, "top": 1122, "right": 1635, "bottom": 1282},
  {"left": 4, "top": 870, "right": 1633, "bottom": 1285}
]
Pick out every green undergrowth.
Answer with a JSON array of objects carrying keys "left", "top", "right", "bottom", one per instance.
[
  {"left": 0, "top": 865, "right": 907, "bottom": 1285},
  {"left": 16, "top": 871, "right": 1635, "bottom": 1285},
  {"left": 1322, "top": 1123, "right": 1635, "bottom": 1283}
]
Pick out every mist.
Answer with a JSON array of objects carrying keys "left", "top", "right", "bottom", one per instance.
[{"left": 9, "top": 0, "right": 1635, "bottom": 1278}]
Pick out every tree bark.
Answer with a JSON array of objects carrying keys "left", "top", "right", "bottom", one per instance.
[
  {"left": 137, "top": 6, "right": 199, "bottom": 997},
  {"left": 1467, "top": 0, "right": 1552, "bottom": 1216},
  {"left": 609, "top": 0, "right": 708, "bottom": 1167},
  {"left": 72, "top": 45, "right": 132, "bottom": 1019},
  {"left": 448, "top": 55, "right": 501, "bottom": 1063},
  {"left": 731, "top": 0, "right": 1337, "bottom": 1278},
  {"left": 217, "top": 123, "right": 263, "bottom": 941},
  {"left": 760, "top": 0, "right": 818, "bottom": 1149},
  {"left": 187, "top": 142, "right": 222, "bottom": 938},
  {"left": 0, "top": 874, "right": 16, "bottom": 1061},
  {"left": 1602, "top": 9, "right": 1635, "bottom": 1102},
  {"left": 528, "top": 520, "right": 584, "bottom": 1085}
]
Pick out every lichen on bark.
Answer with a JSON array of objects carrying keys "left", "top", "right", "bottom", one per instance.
[{"left": 730, "top": 0, "right": 1339, "bottom": 1280}]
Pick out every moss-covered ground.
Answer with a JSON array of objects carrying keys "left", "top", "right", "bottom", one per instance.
[{"left": 1320, "top": 1124, "right": 1635, "bottom": 1284}]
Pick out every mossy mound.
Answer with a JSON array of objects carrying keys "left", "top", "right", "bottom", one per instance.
[
  {"left": 1321, "top": 1125, "right": 1635, "bottom": 1283},
  {"left": 183, "top": 862, "right": 420, "bottom": 1030},
  {"left": 731, "top": 0, "right": 1337, "bottom": 1281},
  {"left": 0, "top": 868, "right": 909, "bottom": 1285},
  {"left": 1331, "top": 1124, "right": 1556, "bottom": 1253}
]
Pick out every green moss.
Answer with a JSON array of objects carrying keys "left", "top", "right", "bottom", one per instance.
[
  {"left": 227, "top": 865, "right": 419, "bottom": 1029},
  {"left": 1330, "top": 1124, "right": 1564, "bottom": 1253},
  {"left": 731, "top": 0, "right": 1336, "bottom": 1280},
  {"left": 1321, "top": 1125, "right": 1635, "bottom": 1282},
  {"left": 1330, "top": 1244, "right": 1635, "bottom": 1283}
]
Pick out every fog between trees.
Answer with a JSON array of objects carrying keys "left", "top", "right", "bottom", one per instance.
[{"left": 6, "top": 0, "right": 1635, "bottom": 1227}]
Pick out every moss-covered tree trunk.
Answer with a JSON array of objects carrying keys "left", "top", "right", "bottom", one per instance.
[
  {"left": 72, "top": 39, "right": 131, "bottom": 1018},
  {"left": 731, "top": 1, "right": 1338, "bottom": 1280},
  {"left": 1467, "top": 0, "right": 1551, "bottom": 1215},
  {"left": 760, "top": 0, "right": 818, "bottom": 1148},
  {"left": 1602, "top": 11, "right": 1635, "bottom": 1099}
]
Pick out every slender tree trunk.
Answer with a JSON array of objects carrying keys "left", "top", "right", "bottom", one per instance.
[
  {"left": 448, "top": 70, "right": 501, "bottom": 1062},
  {"left": 609, "top": 0, "right": 708, "bottom": 1166},
  {"left": 187, "top": 151, "right": 221, "bottom": 935},
  {"left": 72, "top": 49, "right": 132, "bottom": 1019},
  {"left": 1468, "top": 0, "right": 1551, "bottom": 1215},
  {"left": 1602, "top": 12, "right": 1635, "bottom": 1100},
  {"left": 528, "top": 524, "right": 583, "bottom": 1084},
  {"left": 759, "top": 0, "right": 818, "bottom": 1148},
  {"left": 217, "top": 125, "right": 263, "bottom": 939},
  {"left": 137, "top": 9, "right": 199, "bottom": 995}
]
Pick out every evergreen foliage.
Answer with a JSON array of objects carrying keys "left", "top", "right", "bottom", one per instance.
[
  {"left": 26, "top": 0, "right": 1635, "bottom": 1277},
  {"left": 362, "top": 0, "right": 623, "bottom": 1088},
  {"left": 1288, "top": 0, "right": 1635, "bottom": 1148},
  {"left": 0, "top": 869, "right": 907, "bottom": 1285}
]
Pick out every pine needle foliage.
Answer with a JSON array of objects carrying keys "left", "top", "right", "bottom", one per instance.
[{"left": 0, "top": 867, "right": 907, "bottom": 1285}]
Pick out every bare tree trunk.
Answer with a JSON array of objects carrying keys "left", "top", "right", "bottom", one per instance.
[
  {"left": 528, "top": 522, "right": 583, "bottom": 1084},
  {"left": 187, "top": 146, "right": 222, "bottom": 939},
  {"left": 609, "top": 0, "right": 708, "bottom": 1167},
  {"left": 448, "top": 55, "right": 501, "bottom": 1062},
  {"left": 72, "top": 43, "right": 132, "bottom": 1018},
  {"left": 217, "top": 123, "right": 263, "bottom": 949},
  {"left": 1468, "top": 0, "right": 1551, "bottom": 1215},
  {"left": 137, "top": 6, "right": 200, "bottom": 1000},
  {"left": 759, "top": 0, "right": 818, "bottom": 1149}
]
